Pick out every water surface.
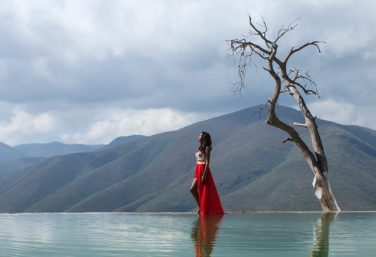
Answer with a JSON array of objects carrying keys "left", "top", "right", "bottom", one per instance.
[{"left": 0, "top": 212, "right": 375, "bottom": 256}]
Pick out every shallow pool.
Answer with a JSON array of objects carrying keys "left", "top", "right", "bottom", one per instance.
[{"left": 0, "top": 212, "right": 375, "bottom": 256}]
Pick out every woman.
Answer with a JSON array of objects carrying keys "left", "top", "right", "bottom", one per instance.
[{"left": 190, "top": 132, "right": 224, "bottom": 215}]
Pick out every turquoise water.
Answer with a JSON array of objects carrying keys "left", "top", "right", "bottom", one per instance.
[{"left": 0, "top": 212, "right": 375, "bottom": 256}]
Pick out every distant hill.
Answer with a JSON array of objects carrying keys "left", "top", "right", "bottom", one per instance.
[
  {"left": 0, "top": 142, "right": 104, "bottom": 161},
  {"left": 0, "top": 105, "right": 375, "bottom": 213},
  {"left": 13, "top": 142, "right": 104, "bottom": 159},
  {"left": 0, "top": 157, "right": 45, "bottom": 180},
  {"left": 101, "top": 135, "right": 146, "bottom": 150},
  {"left": 0, "top": 142, "right": 24, "bottom": 161},
  {"left": 0, "top": 136, "right": 144, "bottom": 181},
  {"left": 0, "top": 141, "right": 103, "bottom": 181}
]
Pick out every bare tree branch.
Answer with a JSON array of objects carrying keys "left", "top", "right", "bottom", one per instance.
[
  {"left": 252, "top": 100, "right": 271, "bottom": 119},
  {"left": 249, "top": 15, "right": 273, "bottom": 48},
  {"left": 282, "top": 138, "right": 294, "bottom": 143},
  {"left": 274, "top": 20, "right": 298, "bottom": 43},
  {"left": 229, "top": 16, "right": 340, "bottom": 212},
  {"left": 230, "top": 39, "right": 271, "bottom": 56},
  {"left": 284, "top": 41, "right": 324, "bottom": 64},
  {"left": 293, "top": 122, "right": 308, "bottom": 128},
  {"left": 285, "top": 68, "right": 320, "bottom": 96}
]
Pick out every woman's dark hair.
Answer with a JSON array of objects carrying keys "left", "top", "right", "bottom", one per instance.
[{"left": 199, "top": 131, "right": 212, "bottom": 152}]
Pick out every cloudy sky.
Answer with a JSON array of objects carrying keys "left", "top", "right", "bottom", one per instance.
[{"left": 0, "top": 0, "right": 375, "bottom": 145}]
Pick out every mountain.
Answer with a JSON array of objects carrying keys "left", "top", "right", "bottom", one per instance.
[
  {"left": 0, "top": 142, "right": 24, "bottom": 161},
  {"left": 0, "top": 105, "right": 375, "bottom": 213},
  {"left": 13, "top": 142, "right": 103, "bottom": 159},
  {"left": 0, "top": 157, "right": 45, "bottom": 180},
  {"left": 101, "top": 135, "right": 146, "bottom": 150},
  {"left": 0, "top": 142, "right": 103, "bottom": 161},
  {"left": 0, "top": 136, "right": 145, "bottom": 182}
]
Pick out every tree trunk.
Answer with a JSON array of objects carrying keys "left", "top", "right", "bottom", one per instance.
[
  {"left": 230, "top": 16, "right": 341, "bottom": 212},
  {"left": 267, "top": 104, "right": 341, "bottom": 212},
  {"left": 313, "top": 173, "right": 341, "bottom": 212},
  {"left": 285, "top": 82, "right": 341, "bottom": 212}
]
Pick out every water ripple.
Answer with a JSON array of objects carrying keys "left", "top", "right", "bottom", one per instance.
[{"left": 0, "top": 212, "right": 375, "bottom": 256}]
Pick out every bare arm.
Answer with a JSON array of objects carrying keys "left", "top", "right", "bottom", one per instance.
[{"left": 201, "top": 146, "right": 211, "bottom": 183}]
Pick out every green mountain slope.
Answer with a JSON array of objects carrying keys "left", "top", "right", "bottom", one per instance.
[
  {"left": 0, "top": 105, "right": 375, "bottom": 212},
  {"left": 0, "top": 157, "right": 45, "bottom": 180},
  {"left": 13, "top": 142, "right": 104, "bottom": 158},
  {"left": 0, "top": 136, "right": 143, "bottom": 182}
]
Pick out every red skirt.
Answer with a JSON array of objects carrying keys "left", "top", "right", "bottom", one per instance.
[{"left": 194, "top": 163, "right": 224, "bottom": 215}]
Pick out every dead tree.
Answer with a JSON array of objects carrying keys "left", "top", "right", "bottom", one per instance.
[{"left": 229, "top": 16, "right": 340, "bottom": 212}]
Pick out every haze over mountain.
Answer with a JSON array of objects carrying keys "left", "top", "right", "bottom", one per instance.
[
  {"left": 0, "top": 136, "right": 144, "bottom": 181},
  {"left": 0, "top": 142, "right": 103, "bottom": 161},
  {"left": 0, "top": 142, "right": 101, "bottom": 181},
  {"left": 0, "top": 105, "right": 375, "bottom": 213}
]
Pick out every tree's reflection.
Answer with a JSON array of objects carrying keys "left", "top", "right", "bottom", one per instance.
[
  {"left": 191, "top": 215, "right": 223, "bottom": 257},
  {"left": 310, "top": 212, "right": 337, "bottom": 257}
]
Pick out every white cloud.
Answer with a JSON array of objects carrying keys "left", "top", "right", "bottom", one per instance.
[
  {"left": 308, "top": 99, "right": 376, "bottom": 130},
  {"left": 0, "top": 108, "right": 55, "bottom": 145},
  {"left": 60, "top": 108, "right": 209, "bottom": 144}
]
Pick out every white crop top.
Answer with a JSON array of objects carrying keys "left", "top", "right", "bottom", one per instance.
[{"left": 195, "top": 151, "right": 206, "bottom": 162}]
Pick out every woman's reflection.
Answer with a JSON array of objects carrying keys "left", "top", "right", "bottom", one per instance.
[
  {"left": 191, "top": 215, "right": 223, "bottom": 257},
  {"left": 310, "top": 212, "right": 337, "bottom": 257}
]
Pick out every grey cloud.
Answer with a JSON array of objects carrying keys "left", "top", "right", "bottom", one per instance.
[{"left": 0, "top": 0, "right": 375, "bottom": 144}]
